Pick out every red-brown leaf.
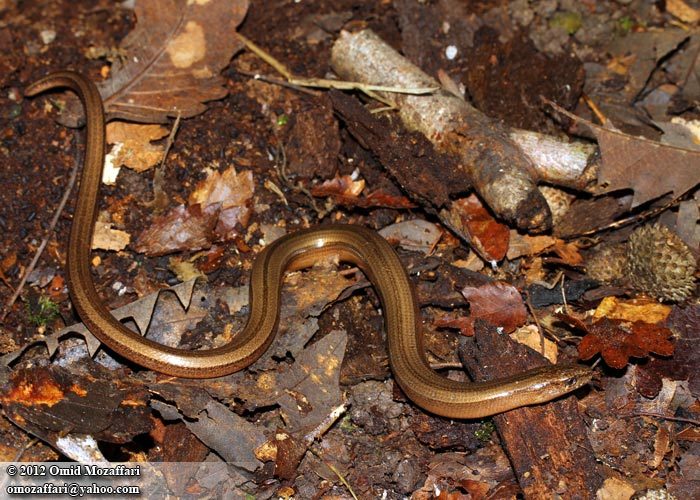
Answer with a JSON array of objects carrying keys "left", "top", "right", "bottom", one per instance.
[
  {"left": 434, "top": 314, "right": 475, "bottom": 337},
  {"left": 461, "top": 282, "right": 527, "bottom": 333},
  {"left": 575, "top": 317, "right": 674, "bottom": 369},
  {"left": 449, "top": 195, "right": 510, "bottom": 261}
]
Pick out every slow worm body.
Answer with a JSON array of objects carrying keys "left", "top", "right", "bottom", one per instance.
[{"left": 26, "top": 71, "right": 592, "bottom": 418}]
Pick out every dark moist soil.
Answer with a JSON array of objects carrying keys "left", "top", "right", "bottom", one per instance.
[{"left": 0, "top": 0, "right": 696, "bottom": 498}]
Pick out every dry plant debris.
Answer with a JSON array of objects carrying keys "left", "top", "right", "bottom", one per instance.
[
  {"left": 64, "top": 0, "right": 250, "bottom": 124},
  {"left": 105, "top": 122, "right": 169, "bottom": 172},
  {"left": 587, "top": 223, "right": 697, "bottom": 301},
  {"left": 552, "top": 102, "right": 700, "bottom": 208},
  {"left": 135, "top": 167, "right": 254, "bottom": 255}
]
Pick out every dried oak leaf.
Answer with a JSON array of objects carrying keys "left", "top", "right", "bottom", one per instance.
[
  {"left": 639, "top": 303, "right": 700, "bottom": 399},
  {"left": 64, "top": 0, "right": 249, "bottom": 124},
  {"left": 461, "top": 282, "right": 527, "bottom": 334},
  {"left": 0, "top": 280, "right": 198, "bottom": 371},
  {"left": 567, "top": 316, "right": 675, "bottom": 369},
  {"left": 106, "top": 122, "right": 169, "bottom": 172},
  {"left": 149, "top": 392, "right": 263, "bottom": 471},
  {"left": 550, "top": 102, "right": 700, "bottom": 207}
]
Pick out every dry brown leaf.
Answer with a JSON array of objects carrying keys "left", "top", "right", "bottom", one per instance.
[
  {"left": 312, "top": 174, "right": 365, "bottom": 198},
  {"left": 434, "top": 313, "right": 475, "bottom": 337},
  {"left": 677, "top": 427, "right": 700, "bottom": 441},
  {"left": 149, "top": 394, "right": 264, "bottom": 471},
  {"left": 506, "top": 231, "right": 556, "bottom": 260},
  {"left": 310, "top": 174, "right": 416, "bottom": 208},
  {"left": 594, "top": 126, "right": 700, "bottom": 206},
  {"left": 667, "top": 0, "right": 700, "bottom": 23},
  {"left": 451, "top": 253, "right": 485, "bottom": 272},
  {"left": 550, "top": 102, "right": 700, "bottom": 207},
  {"left": 192, "top": 168, "right": 254, "bottom": 240},
  {"left": 284, "top": 264, "right": 359, "bottom": 315},
  {"left": 378, "top": 220, "right": 442, "bottom": 255},
  {"left": 413, "top": 447, "right": 513, "bottom": 500},
  {"left": 511, "top": 324, "right": 557, "bottom": 363},
  {"left": 461, "top": 282, "right": 527, "bottom": 334},
  {"left": 135, "top": 204, "right": 219, "bottom": 256},
  {"left": 106, "top": 122, "right": 169, "bottom": 172},
  {"left": 92, "top": 221, "right": 131, "bottom": 251},
  {"left": 596, "top": 477, "right": 636, "bottom": 500},
  {"left": 95, "top": 0, "right": 249, "bottom": 123},
  {"left": 650, "top": 424, "right": 672, "bottom": 469},
  {"left": 276, "top": 330, "right": 347, "bottom": 433},
  {"left": 550, "top": 239, "right": 584, "bottom": 266},
  {"left": 189, "top": 168, "right": 254, "bottom": 208}
]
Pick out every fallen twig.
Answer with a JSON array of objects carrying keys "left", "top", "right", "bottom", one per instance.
[
  {"left": 331, "top": 30, "right": 598, "bottom": 231},
  {"left": 237, "top": 33, "right": 439, "bottom": 97}
]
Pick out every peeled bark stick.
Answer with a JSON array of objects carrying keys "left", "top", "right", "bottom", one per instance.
[
  {"left": 332, "top": 30, "right": 585, "bottom": 231},
  {"left": 509, "top": 129, "right": 597, "bottom": 189}
]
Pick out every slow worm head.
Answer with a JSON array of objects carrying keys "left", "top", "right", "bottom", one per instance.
[{"left": 26, "top": 71, "right": 593, "bottom": 419}]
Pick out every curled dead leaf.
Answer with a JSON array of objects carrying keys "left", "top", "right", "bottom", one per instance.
[
  {"left": 137, "top": 168, "right": 254, "bottom": 255},
  {"left": 446, "top": 195, "right": 510, "bottom": 262}
]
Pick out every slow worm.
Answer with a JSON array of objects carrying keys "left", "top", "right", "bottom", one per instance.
[{"left": 25, "top": 71, "right": 592, "bottom": 418}]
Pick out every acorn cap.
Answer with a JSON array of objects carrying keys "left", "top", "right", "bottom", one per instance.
[{"left": 625, "top": 224, "right": 697, "bottom": 302}]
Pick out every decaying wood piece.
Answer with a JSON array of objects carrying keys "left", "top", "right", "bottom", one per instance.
[
  {"left": 331, "top": 29, "right": 598, "bottom": 231},
  {"left": 329, "top": 90, "right": 453, "bottom": 208},
  {"left": 459, "top": 321, "right": 601, "bottom": 497},
  {"left": 330, "top": 90, "right": 506, "bottom": 255}
]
